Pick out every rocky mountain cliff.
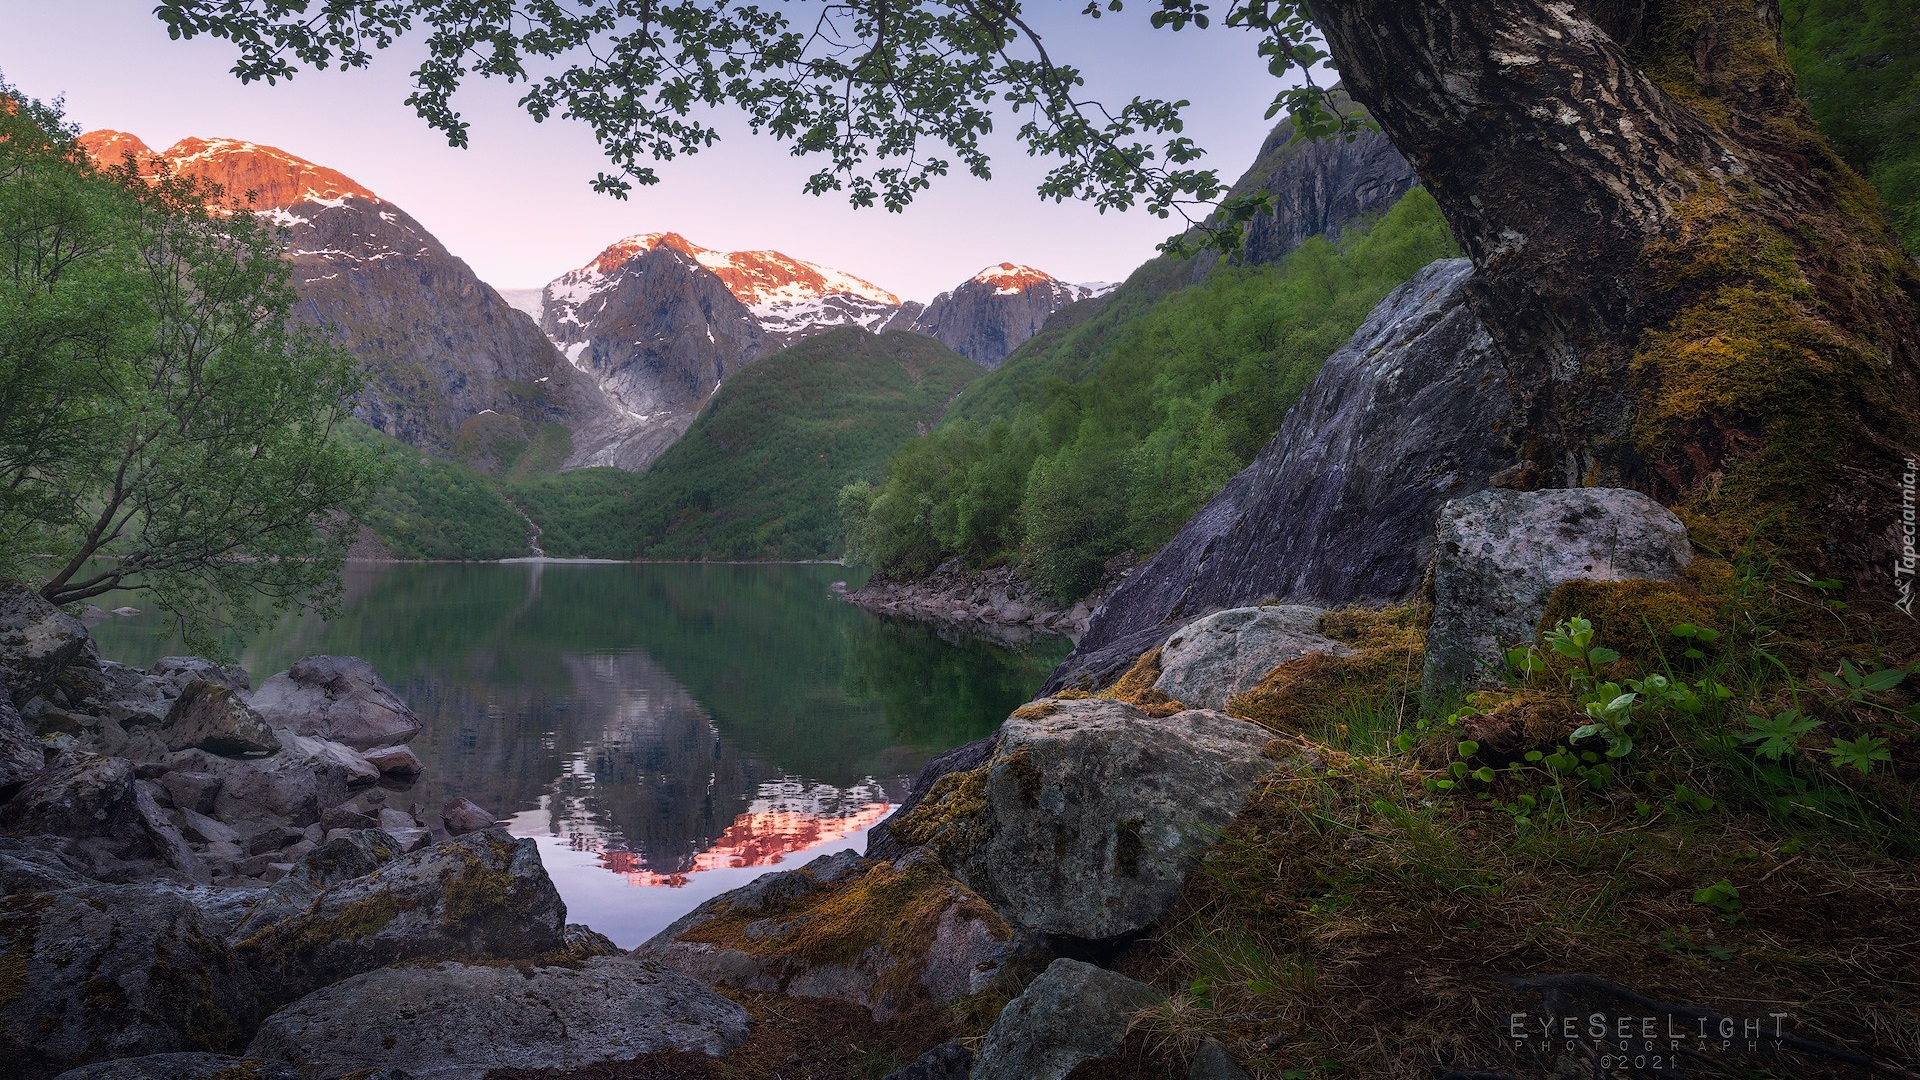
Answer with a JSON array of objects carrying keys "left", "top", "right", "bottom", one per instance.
[
  {"left": 77, "top": 130, "right": 639, "bottom": 470},
  {"left": 909, "top": 264, "right": 1099, "bottom": 369},
  {"left": 1225, "top": 110, "right": 1418, "bottom": 270}
]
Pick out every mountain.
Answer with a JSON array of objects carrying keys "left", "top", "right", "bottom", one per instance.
[
  {"left": 509, "top": 328, "right": 981, "bottom": 560},
  {"left": 908, "top": 264, "right": 1097, "bottom": 369},
  {"left": 76, "top": 130, "right": 639, "bottom": 471}
]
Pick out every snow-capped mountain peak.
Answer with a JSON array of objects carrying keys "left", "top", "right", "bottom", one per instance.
[{"left": 77, "top": 130, "right": 381, "bottom": 211}]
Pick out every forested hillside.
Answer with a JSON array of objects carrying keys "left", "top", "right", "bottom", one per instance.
[{"left": 842, "top": 187, "right": 1459, "bottom": 601}]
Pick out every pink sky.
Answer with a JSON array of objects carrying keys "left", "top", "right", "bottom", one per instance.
[{"left": 0, "top": 1, "right": 1285, "bottom": 301}]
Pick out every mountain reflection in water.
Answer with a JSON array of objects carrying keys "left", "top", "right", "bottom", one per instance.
[{"left": 88, "top": 561, "right": 1068, "bottom": 945}]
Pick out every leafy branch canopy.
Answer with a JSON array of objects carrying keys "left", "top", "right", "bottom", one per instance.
[{"left": 151, "top": 0, "right": 1366, "bottom": 250}]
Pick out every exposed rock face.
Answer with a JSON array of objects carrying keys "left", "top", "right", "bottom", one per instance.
[
  {"left": 76, "top": 131, "right": 626, "bottom": 471},
  {"left": 643, "top": 848, "right": 1022, "bottom": 1020},
  {"left": 0, "top": 683, "right": 43, "bottom": 799},
  {"left": 970, "top": 958, "right": 1165, "bottom": 1080},
  {"left": 244, "top": 955, "right": 749, "bottom": 1080},
  {"left": 1153, "top": 606, "right": 1352, "bottom": 710},
  {"left": 898, "top": 698, "right": 1280, "bottom": 942},
  {"left": 1046, "top": 259, "right": 1516, "bottom": 694},
  {"left": 909, "top": 264, "right": 1094, "bottom": 369},
  {"left": 1231, "top": 120, "right": 1419, "bottom": 269},
  {"left": 0, "top": 884, "right": 261, "bottom": 1080},
  {"left": 248, "top": 656, "right": 421, "bottom": 751},
  {"left": 542, "top": 240, "right": 766, "bottom": 468},
  {"left": 1420, "top": 487, "right": 1693, "bottom": 700},
  {"left": 238, "top": 829, "right": 567, "bottom": 1003},
  {"left": 0, "top": 583, "right": 90, "bottom": 706},
  {"left": 0, "top": 755, "right": 205, "bottom": 884}
]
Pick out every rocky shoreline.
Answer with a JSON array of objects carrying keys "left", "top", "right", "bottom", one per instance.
[{"left": 837, "top": 561, "right": 1126, "bottom": 645}]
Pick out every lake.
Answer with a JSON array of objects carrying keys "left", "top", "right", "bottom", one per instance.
[{"left": 87, "top": 561, "right": 1068, "bottom": 946}]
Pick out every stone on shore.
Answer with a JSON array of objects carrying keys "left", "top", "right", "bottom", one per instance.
[
  {"left": 1151, "top": 605, "right": 1350, "bottom": 710},
  {"left": 244, "top": 955, "right": 747, "bottom": 1080},
  {"left": 0, "top": 583, "right": 90, "bottom": 706},
  {"left": 894, "top": 698, "right": 1282, "bottom": 942},
  {"left": 249, "top": 656, "right": 422, "bottom": 751},
  {"left": 0, "top": 884, "right": 261, "bottom": 1080},
  {"left": 970, "top": 958, "right": 1165, "bottom": 1080},
  {"left": 0, "top": 754, "right": 207, "bottom": 884},
  {"left": 161, "top": 681, "right": 280, "bottom": 757},
  {"left": 360, "top": 744, "right": 422, "bottom": 776},
  {"left": 1420, "top": 487, "right": 1693, "bottom": 701},
  {"left": 439, "top": 797, "right": 495, "bottom": 835}
]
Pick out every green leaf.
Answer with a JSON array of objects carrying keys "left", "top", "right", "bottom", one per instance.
[
  {"left": 1456, "top": 740, "right": 1480, "bottom": 759},
  {"left": 1827, "top": 734, "right": 1891, "bottom": 774},
  {"left": 1587, "top": 646, "right": 1621, "bottom": 665},
  {"left": 1472, "top": 766, "right": 1496, "bottom": 783},
  {"left": 1861, "top": 667, "right": 1907, "bottom": 693},
  {"left": 1692, "top": 879, "right": 1741, "bottom": 914}
]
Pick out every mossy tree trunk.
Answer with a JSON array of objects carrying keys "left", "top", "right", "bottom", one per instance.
[{"left": 1315, "top": 0, "right": 1920, "bottom": 595}]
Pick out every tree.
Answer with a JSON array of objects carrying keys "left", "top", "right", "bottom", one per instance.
[
  {"left": 0, "top": 81, "right": 383, "bottom": 651},
  {"left": 151, "top": 0, "right": 1920, "bottom": 598}
]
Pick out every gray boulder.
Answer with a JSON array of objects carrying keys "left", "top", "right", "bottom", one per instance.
[
  {"left": 0, "top": 884, "right": 260, "bottom": 1080},
  {"left": 53, "top": 1054, "right": 299, "bottom": 1080},
  {"left": 360, "top": 744, "right": 421, "bottom": 776},
  {"left": 1188, "top": 1037, "right": 1254, "bottom": 1080},
  {"left": 238, "top": 829, "right": 567, "bottom": 1002},
  {"left": 438, "top": 796, "right": 495, "bottom": 835},
  {"left": 295, "top": 827, "right": 401, "bottom": 887},
  {"left": 0, "top": 755, "right": 206, "bottom": 884},
  {"left": 161, "top": 682, "right": 280, "bottom": 757},
  {"left": 1046, "top": 258, "right": 1515, "bottom": 694},
  {"left": 149, "top": 657, "right": 250, "bottom": 695},
  {"left": 1152, "top": 606, "right": 1350, "bottom": 710},
  {"left": 244, "top": 955, "right": 748, "bottom": 1079},
  {"left": 1, "top": 678, "right": 45, "bottom": 799},
  {"left": 0, "top": 837, "right": 94, "bottom": 892},
  {"left": 165, "top": 731, "right": 375, "bottom": 831},
  {"left": 0, "top": 582, "right": 90, "bottom": 706},
  {"left": 248, "top": 656, "right": 421, "bottom": 751},
  {"left": 971, "top": 958, "right": 1164, "bottom": 1080},
  {"left": 1420, "top": 487, "right": 1693, "bottom": 700},
  {"left": 936, "top": 699, "right": 1280, "bottom": 941},
  {"left": 883, "top": 1042, "right": 973, "bottom": 1080},
  {"left": 643, "top": 849, "right": 1020, "bottom": 1019}
]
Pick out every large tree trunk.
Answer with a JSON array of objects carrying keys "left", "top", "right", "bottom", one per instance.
[{"left": 1314, "top": 0, "right": 1920, "bottom": 598}]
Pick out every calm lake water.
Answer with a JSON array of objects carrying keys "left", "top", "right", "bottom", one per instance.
[{"left": 88, "top": 561, "right": 1068, "bottom": 946}]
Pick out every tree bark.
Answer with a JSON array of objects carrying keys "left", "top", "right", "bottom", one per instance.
[{"left": 1313, "top": 0, "right": 1920, "bottom": 594}]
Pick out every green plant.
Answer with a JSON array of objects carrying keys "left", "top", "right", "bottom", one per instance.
[
  {"left": 1691, "top": 878, "right": 1743, "bottom": 918},
  {"left": 1827, "top": 733, "right": 1892, "bottom": 774},
  {"left": 1739, "top": 709, "right": 1822, "bottom": 759}
]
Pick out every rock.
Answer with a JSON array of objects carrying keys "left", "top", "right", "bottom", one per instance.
[
  {"left": 382, "top": 827, "right": 430, "bottom": 853},
  {"left": 0, "top": 582, "right": 90, "bottom": 706},
  {"left": 161, "top": 681, "right": 280, "bottom": 757},
  {"left": 0, "top": 884, "right": 260, "bottom": 1079},
  {"left": 244, "top": 955, "right": 747, "bottom": 1079},
  {"left": 360, "top": 744, "right": 421, "bottom": 776},
  {"left": 244, "top": 825, "right": 308, "bottom": 857},
  {"left": 1, "top": 678, "right": 46, "bottom": 800},
  {"left": 248, "top": 656, "right": 421, "bottom": 751},
  {"left": 1420, "top": 487, "right": 1693, "bottom": 700},
  {"left": 1045, "top": 259, "right": 1515, "bottom": 694},
  {"left": 149, "top": 657, "right": 250, "bottom": 695},
  {"left": 1152, "top": 606, "right": 1351, "bottom": 710},
  {"left": 1188, "top": 1037, "right": 1254, "bottom": 1080},
  {"left": 907, "top": 699, "right": 1280, "bottom": 942},
  {"left": 317, "top": 804, "right": 377, "bottom": 832},
  {"left": 0, "top": 838, "right": 94, "bottom": 892},
  {"left": 439, "top": 796, "right": 496, "bottom": 835},
  {"left": 1225, "top": 103, "right": 1419, "bottom": 270},
  {"left": 296, "top": 828, "right": 401, "bottom": 887},
  {"left": 882, "top": 1041, "right": 974, "bottom": 1080},
  {"left": 165, "top": 732, "right": 372, "bottom": 830},
  {"left": 563, "top": 922, "right": 621, "bottom": 958},
  {"left": 52, "top": 1053, "right": 300, "bottom": 1080},
  {"left": 239, "top": 829, "right": 566, "bottom": 1003},
  {"left": 173, "top": 807, "right": 238, "bottom": 847},
  {"left": 229, "top": 875, "right": 318, "bottom": 942},
  {"left": 156, "top": 771, "right": 221, "bottom": 817},
  {"left": 643, "top": 849, "right": 1021, "bottom": 1020},
  {"left": 970, "top": 958, "right": 1165, "bottom": 1080},
  {"left": 375, "top": 806, "right": 416, "bottom": 831},
  {"left": 0, "top": 755, "right": 206, "bottom": 883},
  {"left": 866, "top": 736, "right": 997, "bottom": 862}
]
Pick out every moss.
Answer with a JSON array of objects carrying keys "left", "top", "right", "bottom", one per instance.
[
  {"left": 1226, "top": 605, "right": 1425, "bottom": 737},
  {"left": 1008, "top": 700, "right": 1058, "bottom": 720},
  {"left": 439, "top": 838, "right": 521, "bottom": 933},
  {"left": 1094, "top": 648, "right": 1187, "bottom": 716},
  {"left": 1539, "top": 578, "right": 1720, "bottom": 675},
  {"left": 1113, "top": 818, "right": 1145, "bottom": 879},
  {"left": 883, "top": 765, "right": 990, "bottom": 857},
  {"left": 1001, "top": 747, "right": 1044, "bottom": 809},
  {"left": 0, "top": 942, "right": 28, "bottom": 1010}
]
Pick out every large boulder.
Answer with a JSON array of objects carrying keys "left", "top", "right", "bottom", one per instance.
[
  {"left": 0, "top": 884, "right": 261, "bottom": 1080},
  {"left": 970, "top": 958, "right": 1165, "bottom": 1080},
  {"left": 244, "top": 954, "right": 748, "bottom": 1079},
  {"left": 164, "top": 732, "right": 374, "bottom": 830},
  {"left": 1, "top": 679, "right": 45, "bottom": 800},
  {"left": 0, "top": 583, "right": 90, "bottom": 706},
  {"left": 1152, "top": 606, "right": 1351, "bottom": 710},
  {"left": 1045, "top": 258, "right": 1516, "bottom": 694},
  {"left": 0, "top": 755, "right": 206, "bottom": 884},
  {"left": 1420, "top": 487, "right": 1693, "bottom": 700},
  {"left": 52, "top": 1054, "right": 299, "bottom": 1080},
  {"left": 643, "top": 848, "right": 1023, "bottom": 1019},
  {"left": 0, "top": 837, "right": 94, "bottom": 893},
  {"left": 892, "top": 698, "right": 1283, "bottom": 942},
  {"left": 237, "top": 828, "right": 567, "bottom": 1003},
  {"left": 248, "top": 656, "right": 421, "bottom": 751},
  {"left": 161, "top": 682, "right": 280, "bottom": 757}
]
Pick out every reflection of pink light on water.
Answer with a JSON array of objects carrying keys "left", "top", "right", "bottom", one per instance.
[{"left": 594, "top": 802, "right": 892, "bottom": 886}]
